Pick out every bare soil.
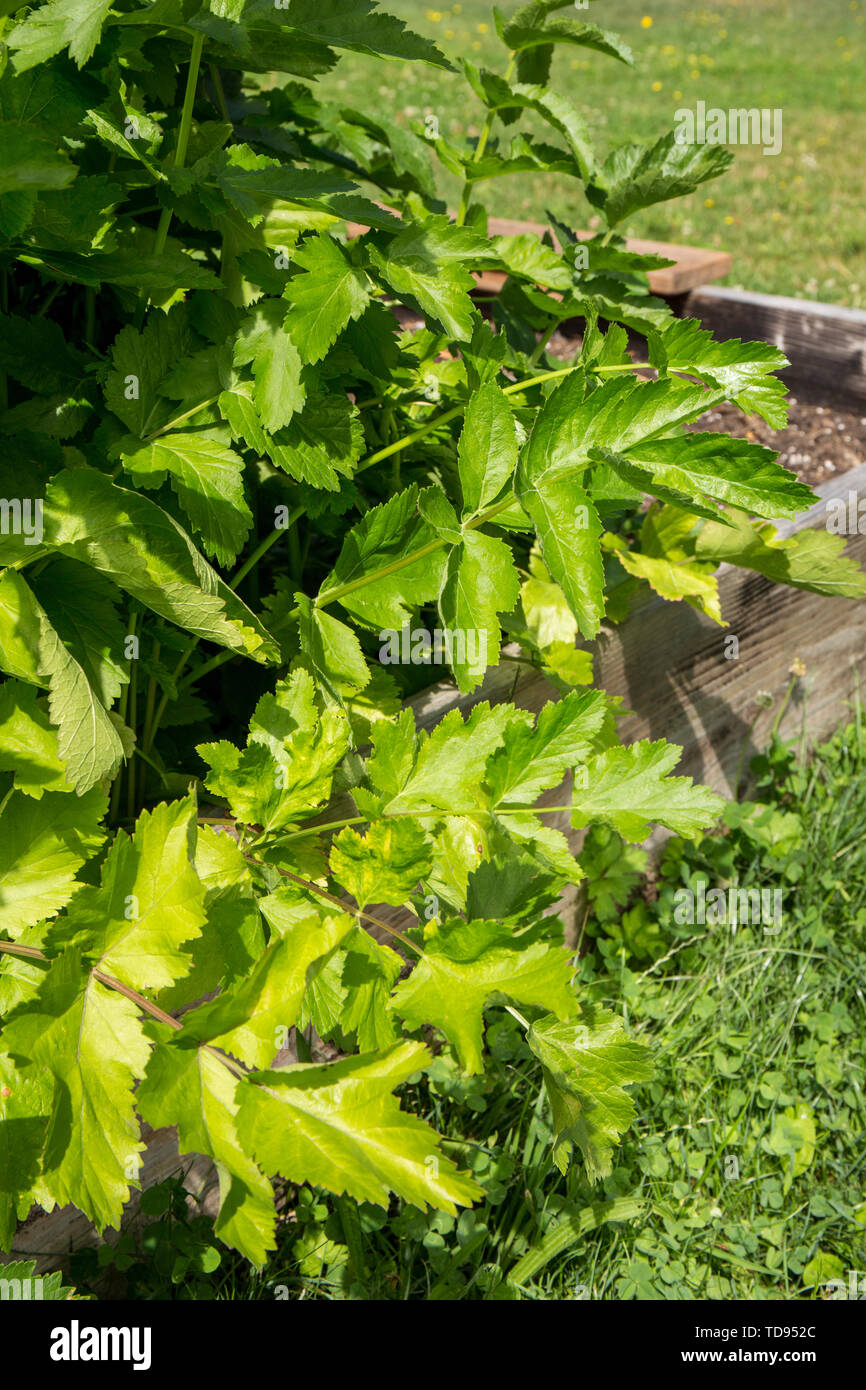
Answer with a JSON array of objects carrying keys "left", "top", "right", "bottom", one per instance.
[{"left": 690, "top": 397, "right": 866, "bottom": 490}]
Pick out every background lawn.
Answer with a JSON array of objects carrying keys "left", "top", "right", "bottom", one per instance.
[{"left": 314, "top": 0, "right": 866, "bottom": 306}]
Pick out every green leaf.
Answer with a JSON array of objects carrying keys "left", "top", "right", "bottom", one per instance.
[
  {"left": 36, "top": 595, "right": 127, "bottom": 793},
  {"left": 178, "top": 910, "right": 352, "bottom": 1067},
  {"left": 0, "top": 787, "right": 105, "bottom": 935},
  {"left": 233, "top": 300, "right": 305, "bottom": 434},
  {"left": 25, "top": 236, "right": 220, "bottom": 293},
  {"left": 527, "top": 1004, "right": 653, "bottom": 1180},
  {"left": 339, "top": 926, "right": 403, "bottom": 1051},
  {"left": 211, "top": 145, "right": 356, "bottom": 219},
  {"left": 0, "top": 1053, "right": 52, "bottom": 1246},
  {"left": 439, "top": 529, "right": 520, "bottom": 692},
  {"left": 1, "top": 947, "right": 150, "bottom": 1230},
  {"left": 9, "top": 0, "right": 113, "bottom": 69},
  {"left": 393, "top": 917, "right": 577, "bottom": 1073},
  {"left": 277, "top": 0, "right": 452, "bottom": 66},
  {"left": 283, "top": 234, "right": 371, "bottom": 364},
  {"left": 56, "top": 796, "right": 205, "bottom": 993},
  {"left": 517, "top": 468, "right": 605, "bottom": 641},
  {"left": 497, "top": 6, "right": 633, "bottom": 68},
  {"left": 0, "top": 312, "right": 86, "bottom": 393},
  {"left": 0, "top": 679, "right": 74, "bottom": 796},
  {"left": 462, "top": 68, "right": 598, "bottom": 182},
  {"left": 320, "top": 485, "right": 445, "bottom": 629},
  {"left": 236, "top": 1040, "right": 482, "bottom": 1212},
  {"left": 330, "top": 819, "right": 433, "bottom": 909},
  {"left": 120, "top": 431, "right": 253, "bottom": 567},
  {"left": 468, "top": 135, "right": 582, "bottom": 184},
  {"left": 589, "top": 132, "right": 733, "bottom": 227},
  {"left": 606, "top": 530, "right": 722, "bottom": 625},
  {"left": 505, "top": 84, "right": 599, "bottom": 181},
  {"left": 571, "top": 739, "right": 725, "bottom": 841},
  {"left": 157, "top": 825, "right": 264, "bottom": 1013},
  {"left": 297, "top": 592, "right": 371, "bottom": 701},
  {"left": 491, "top": 231, "right": 575, "bottom": 291},
  {"left": 155, "top": 822, "right": 264, "bottom": 1011},
  {"left": 31, "top": 559, "right": 128, "bottom": 708},
  {"left": 660, "top": 317, "right": 790, "bottom": 427},
  {"left": 457, "top": 381, "right": 519, "bottom": 515},
  {"left": 219, "top": 382, "right": 270, "bottom": 457},
  {"left": 367, "top": 216, "right": 490, "bottom": 342},
  {"left": 267, "top": 389, "right": 363, "bottom": 490},
  {"left": 0, "top": 124, "right": 75, "bottom": 197},
  {"left": 104, "top": 310, "right": 194, "bottom": 439},
  {"left": 137, "top": 1039, "right": 276, "bottom": 1266},
  {"left": 0, "top": 569, "right": 46, "bottom": 685},
  {"left": 43, "top": 468, "right": 278, "bottom": 663},
  {"left": 365, "top": 703, "right": 511, "bottom": 817},
  {"left": 198, "top": 668, "right": 349, "bottom": 831},
  {"left": 487, "top": 687, "right": 607, "bottom": 806},
  {"left": 506, "top": 1196, "right": 644, "bottom": 1290},
  {"left": 592, "top": 434, "right": 816, "bottom": 521},
  {"left": 696, "top": 511, "right": 866, "bottom": 598}
]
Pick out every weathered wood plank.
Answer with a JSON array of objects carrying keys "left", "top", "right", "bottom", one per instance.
[{"left": 684, "top": 285, "right": 866, "bottom": 404}]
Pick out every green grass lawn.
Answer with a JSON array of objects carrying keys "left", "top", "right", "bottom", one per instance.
[{"left": 313, "top": 0, "right": 866, "bottom": 307}]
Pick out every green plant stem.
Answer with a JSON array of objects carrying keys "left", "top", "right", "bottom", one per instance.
[
  {"left": 84, "top": 287, "right": 96, "bottom": 350},
  {"left": 361, "top": 373, "right": 555, "bottom": 469},
  {"left": 0, "top": 268, "right": 7, "bottom": 412},
  {"left": 134, "top": 30, "right": 204, "bottom": 327},
  {"left": 127, "top": 632, "right": 139, "bottom": 820},
  {"left": 111, "top": 609, "right": 138, "bottom": 822},
  {"left": 314, "top": 493, "right": 515, "bottom": 611},
  {"left": 456, "top": 52, "right": 515, "bottom": 226},
  {"left": 141, "top": 639, "right": 161, "bottom": 757},
  {"left": 527, "top": 321, "right": 557, "bottom": 369},
  {"left": 247, "top": 862, "right": 422, "bottom": 956},
  {"left": 256, "top": 801, "right": 574, "bottom": 848},
  {"left": 209, "top": 62, "right": 230, "bottom": 123},
  {"left": 145, "top": 517, "right": 298, "bottom": 749},
  {"left": 771, "top": 675, "right": 798, "bottom": 740},
  {"left": 143, "top": 395, "right": 220, "bottom": 440},
  {"left": 0, "top": 940, "right": 248, "bottom": 1079}
]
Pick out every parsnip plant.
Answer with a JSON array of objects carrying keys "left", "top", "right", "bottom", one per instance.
[{"left": 0, "top": 0, "right": 862, "bottom": 1266}]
